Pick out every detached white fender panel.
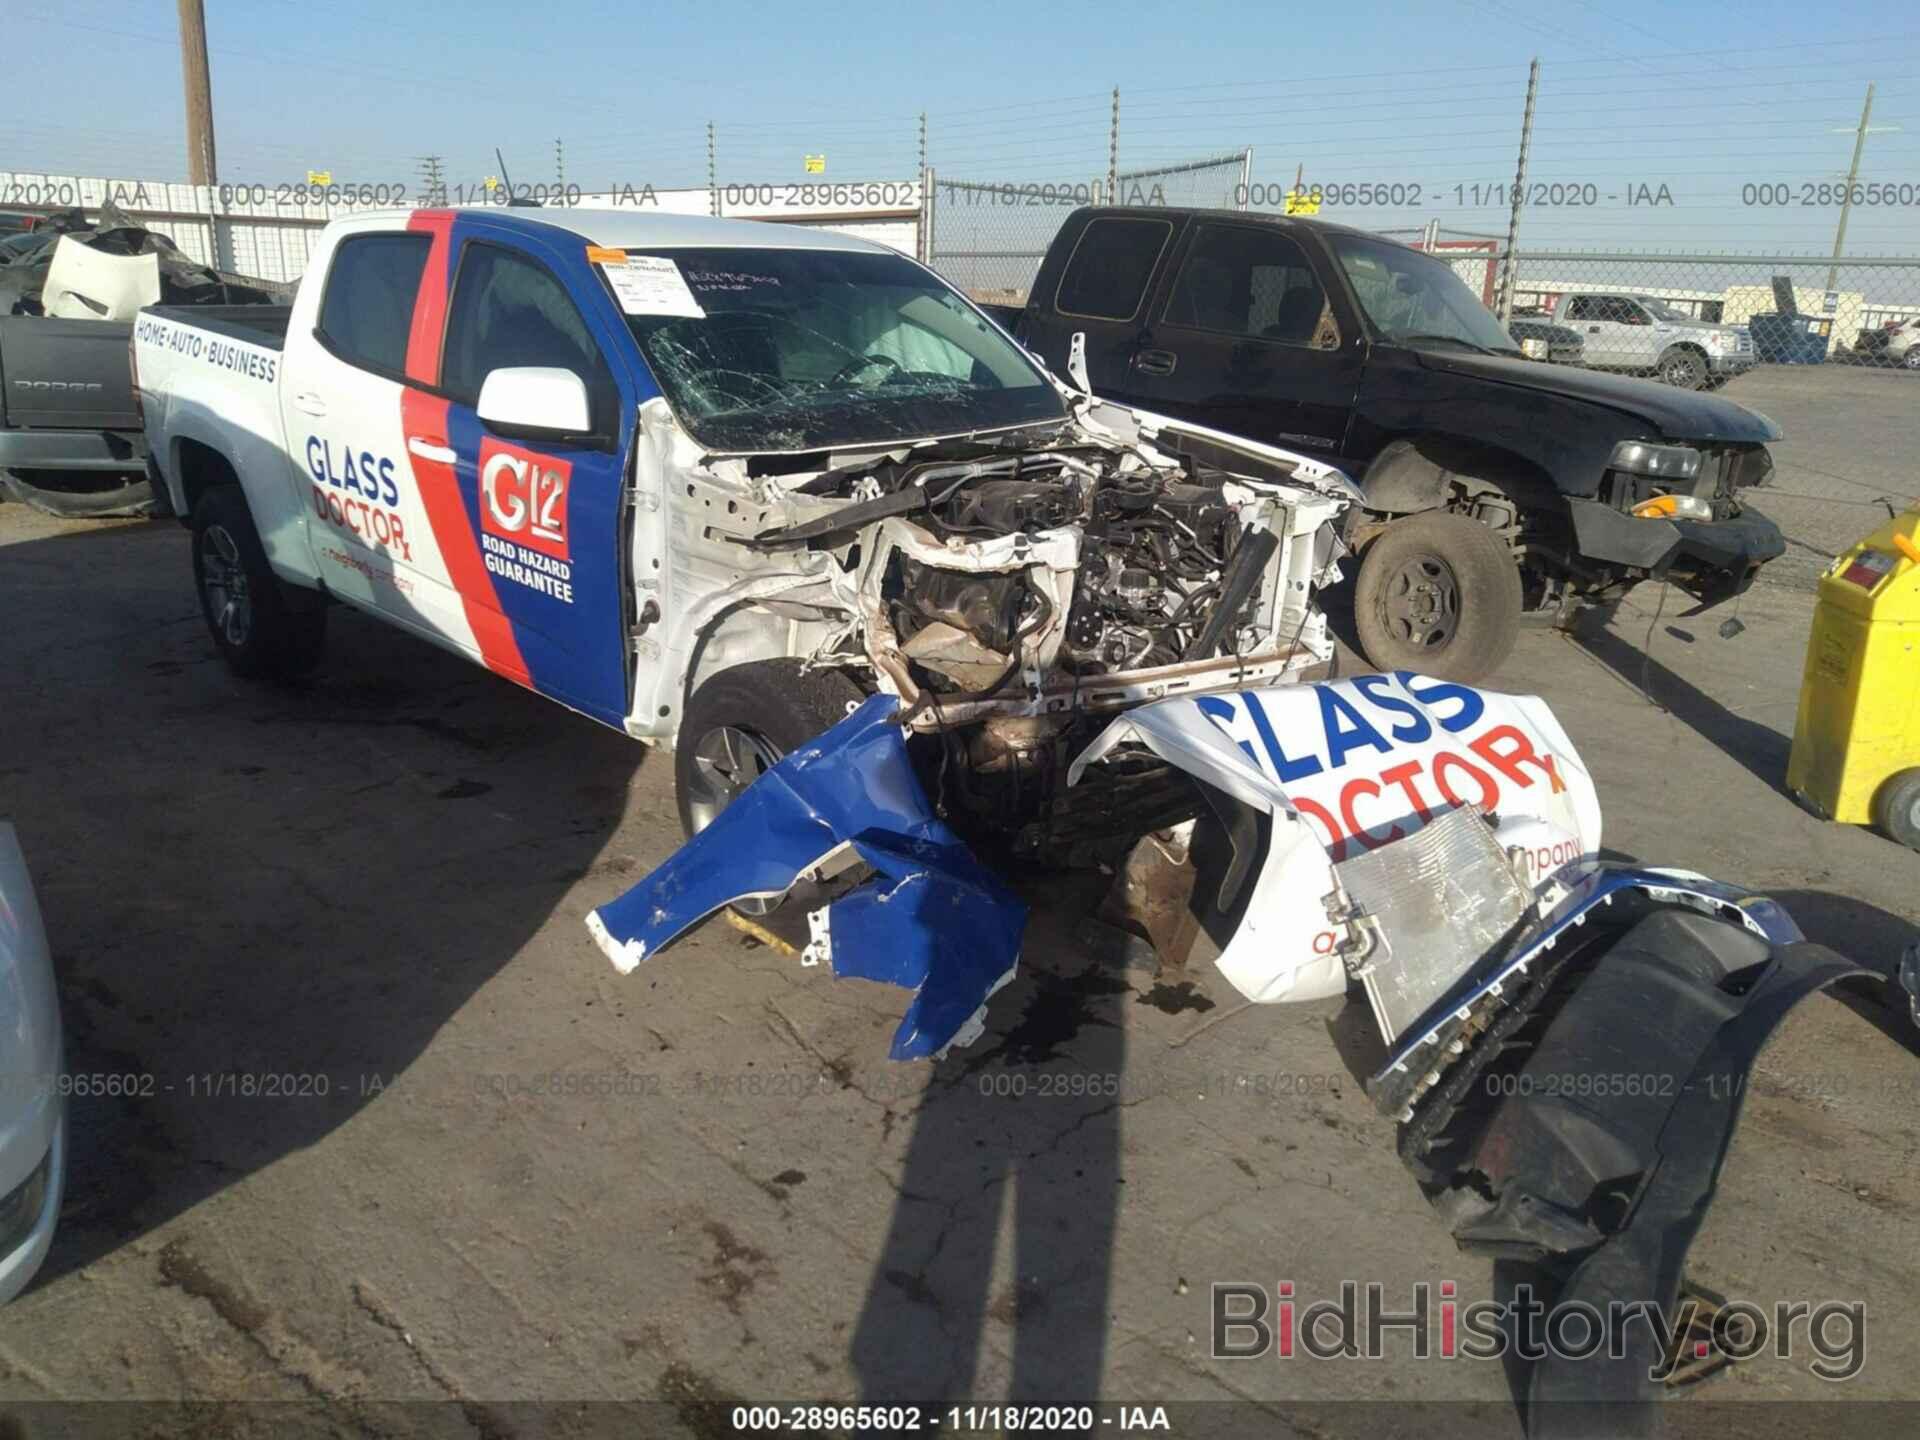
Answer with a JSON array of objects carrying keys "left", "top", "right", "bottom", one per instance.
[{"left": 1070, "top": 672, "right": 1602, "bottom": 1005}]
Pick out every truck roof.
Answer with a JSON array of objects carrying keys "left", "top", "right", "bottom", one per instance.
[
  {"left": 1070, "top": 204, "right": 1387, "bottom": 244},
  {"left": 342, "top": 206, "right": 893, "bottom": 254}
]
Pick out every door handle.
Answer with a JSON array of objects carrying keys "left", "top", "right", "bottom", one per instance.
[
  {"left": 293, "top": 391, "right": 327, "bottom": 416},
  {"left": 1134, "top": 348, "right": 1178, "bottom": 376},
  {"left": 1587, "top": 325, "right": 1601, "bottom": 333},
  {"left": 407, "top": 436, "right": 457, "bottom": 464}
]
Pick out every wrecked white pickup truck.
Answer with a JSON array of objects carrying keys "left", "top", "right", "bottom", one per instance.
[{"left": 135, "top": 205, "right": 1354, "bottom": 853}]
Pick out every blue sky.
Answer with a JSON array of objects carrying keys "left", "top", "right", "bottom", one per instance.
[{"left": 8, "top": 0, "right": 1920, "bottom": 251}]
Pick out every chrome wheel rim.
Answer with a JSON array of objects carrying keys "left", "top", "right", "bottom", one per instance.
[
  {"left": 200, "top": 524, "right": 252, "bottom": 647},
  {"left": 1381, "top": 552, "right": 1460, "bottom": 650},
  {"left": 686, "top": 724, "right": 784, "bottom": 915}
]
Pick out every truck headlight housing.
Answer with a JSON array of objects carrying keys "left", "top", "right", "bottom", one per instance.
[{"left": 1610, "top": 441, "right": 1702, "bottom": 480}]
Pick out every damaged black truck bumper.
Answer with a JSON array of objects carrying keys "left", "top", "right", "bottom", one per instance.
[
  {"left": 1382, "top": 867, "right": 1870, "bottom": 1436},
  {"left": 1567, "top": 499, "right": 1786, "bottom": 602}
]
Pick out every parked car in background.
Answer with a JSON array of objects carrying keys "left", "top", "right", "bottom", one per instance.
[
  {"left": 0, "top": 204, "right": 288, "bottom": 519},
  {"left": 1545, "top": 291, "right": 1755, "bottom": 388},
  {"left": 1506, "top": 308, "right": 1584, "bottom": 364},
  {"left": 0, "top": 824, "right": 66, "bottom": 1304},
  {"left": 0, "top": 209, "right": 48, "bottom": 236},
  {"left": 1878, "top": 315, "right": 1920, "bottom": 369},
  {"left": 987, "top": 207, "right": 1785, "bottom": 682}
]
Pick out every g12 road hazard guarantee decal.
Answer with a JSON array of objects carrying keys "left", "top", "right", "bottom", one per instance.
[{"left": 478, "top": 438, "right": 574, "bottom": 604}]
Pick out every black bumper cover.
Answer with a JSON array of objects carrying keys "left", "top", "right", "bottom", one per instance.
[
  {"left": 1404, "top": 905, "right": 1869, "bottom": 1437},
  {"left": 1568, "top": 500, "right": 1786, "bottom": 602}
]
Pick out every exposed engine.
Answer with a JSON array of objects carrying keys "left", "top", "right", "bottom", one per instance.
[
  {"left": 695, "top": 403, "right": 1352, "bottom": 856},
  {"left": 871, "top": 452, "right": 1285, "bottom": 693}
]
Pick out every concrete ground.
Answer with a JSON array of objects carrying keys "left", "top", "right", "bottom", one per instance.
[{"left": 0, "top": 366, "right": 1916, "bottom": 1436}]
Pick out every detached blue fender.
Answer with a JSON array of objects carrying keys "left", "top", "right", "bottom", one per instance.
[{"left": 585, "top": 694, "right": 1026, "bottom": 1060}]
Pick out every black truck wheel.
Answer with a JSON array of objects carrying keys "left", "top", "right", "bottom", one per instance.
[
  {"left": 1873, "top": 769, "right": 1920, "bottom": 851},
  {"left": 191, "top": 487, "right": 327, "bottom": 679},
  {"left": 1657, "top": 347, "right": 1708, "bottom": 389},
  {"left": 1354, "top": 511, "right": 1521, "bottom": 683}
]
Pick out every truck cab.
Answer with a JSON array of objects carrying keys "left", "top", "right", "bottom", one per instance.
[{"left": 995, "top": 206, "right": 1787, "bottom": 681}]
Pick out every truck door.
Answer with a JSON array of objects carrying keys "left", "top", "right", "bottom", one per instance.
[
  {"left": 1567, "top": 294, "right": 1651, "bottom": 369},
  {"left": 1127, "top": 219, "right": 1361, "bottom": 463},
  {"left": 282, "top": 229, "right": 481, "bottom": 647},
  {"left": 1023, "top": 213, "right": 1178, "bottom": 407},
  {"left": 402, "top": 223, "right": 638, "bottom": 730}
]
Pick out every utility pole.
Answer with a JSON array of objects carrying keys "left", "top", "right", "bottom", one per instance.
[
  {"left": 418, "top": 155, "right": 446, "bottom": 205},
  {"left": 1827, "top": 83, "right": 1885, "bottom": 295},
  {"left": 707, "top": 122, "right": 718, "bottom": 216},
  {"left": 555, "top": 137, "right": 565, "bottom": 189},
  {"left": 1494, "top": 58, "right": 1538, "bottom": 323},
  {"left": 1106, "top": 87, "right": 1120, "bottom": 203},
  {"left": 921, "top": 165, "right": 936, "bottom": 267},
  {"left": 176, "top": 0, "right": 218, "bottom": 184}
]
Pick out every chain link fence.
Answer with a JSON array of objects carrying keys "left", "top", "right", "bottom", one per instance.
[{"left": 924, "top": 150, "right": 1250, "bottom": 304}]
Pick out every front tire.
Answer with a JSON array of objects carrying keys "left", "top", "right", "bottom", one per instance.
[
  {"left": 673, "top": 660, "right": 867, "bottom": 917},
  {"left": 674, "top": 659, "right": 867, "bottom": 840},
  {"left": 1658, "top": 347, "right": 1708, "bottom": 389},
  {"left": 191, "top": 487, "right": 326, "bottom": 679},
  {"left": 1354, "top": 511, "right": 1521, "bottom": 683}
]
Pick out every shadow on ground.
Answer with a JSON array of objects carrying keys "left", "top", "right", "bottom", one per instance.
[
  {"left": 2, "top": 518, "right": 643, "bottom": 1283},
  {"left": 846, "top": 871, "right": 1127, "bottom": 1403},
  {"left": 1566, "top": 598, "right": 1794, "bottom": 792}
]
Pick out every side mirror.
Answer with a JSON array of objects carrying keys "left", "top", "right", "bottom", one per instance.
[{"left": 476, "top": 366, "right": 592, "bottom": 437}]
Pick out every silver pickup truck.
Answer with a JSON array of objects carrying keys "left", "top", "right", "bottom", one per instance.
[{"left": 1549, "top": 291, "right": 1755, "bottom": 388}]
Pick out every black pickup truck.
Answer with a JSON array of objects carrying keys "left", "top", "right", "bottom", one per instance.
[{"left": 982, "top": 207, "right": 1786, "bottom": 681}]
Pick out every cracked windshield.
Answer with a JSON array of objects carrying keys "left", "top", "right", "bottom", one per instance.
[{"left": 620, "top": 246, "right": 1065, "bottom": 452}]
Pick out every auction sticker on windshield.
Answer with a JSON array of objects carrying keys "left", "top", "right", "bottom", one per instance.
[{"left": 592, "top": 250, "right": 705, "bottom": 318}]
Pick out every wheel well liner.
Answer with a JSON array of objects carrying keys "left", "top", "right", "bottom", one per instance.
[
  {"left": 1357, "top": 436, "right": 1560, "bottom": 519},
  {"left": 172, "top": 438, "right": 240, "bottom": 521}
]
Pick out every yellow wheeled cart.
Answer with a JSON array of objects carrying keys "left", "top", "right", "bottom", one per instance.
[{"left": 1787, "top": 507, "right": 1920, "bottom": 849}]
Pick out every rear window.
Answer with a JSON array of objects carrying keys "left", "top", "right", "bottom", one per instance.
[
  {"left": 317, "top": 233, "right": 431, "bottom": 376},
  {"left": 1054, "top": 217, "right": 1172, "bottom": 322}
]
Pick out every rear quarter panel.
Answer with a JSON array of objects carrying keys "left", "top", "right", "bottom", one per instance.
[{"left": 136, "top": 307, "right": 309, "bottom": 584}]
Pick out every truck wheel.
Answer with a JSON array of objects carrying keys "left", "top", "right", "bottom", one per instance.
[
  {"left": 1903, "top": 348, "right": 1920, "bottom": 371},
  {"left": 191, "top": 487, "right": 326, "bottom": 679},
  {"left": 1354, "top": 511, "right": 1521, "bottom": 683},
  {"left": 1873, "top": 769, "right": 1920, "bottom": 850},
  {"left": 1658, "top": 347, "right": 1708, "bottom": 389},
  {"left": 675, "top": 659, "right": 866, "bottom": 910}
]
